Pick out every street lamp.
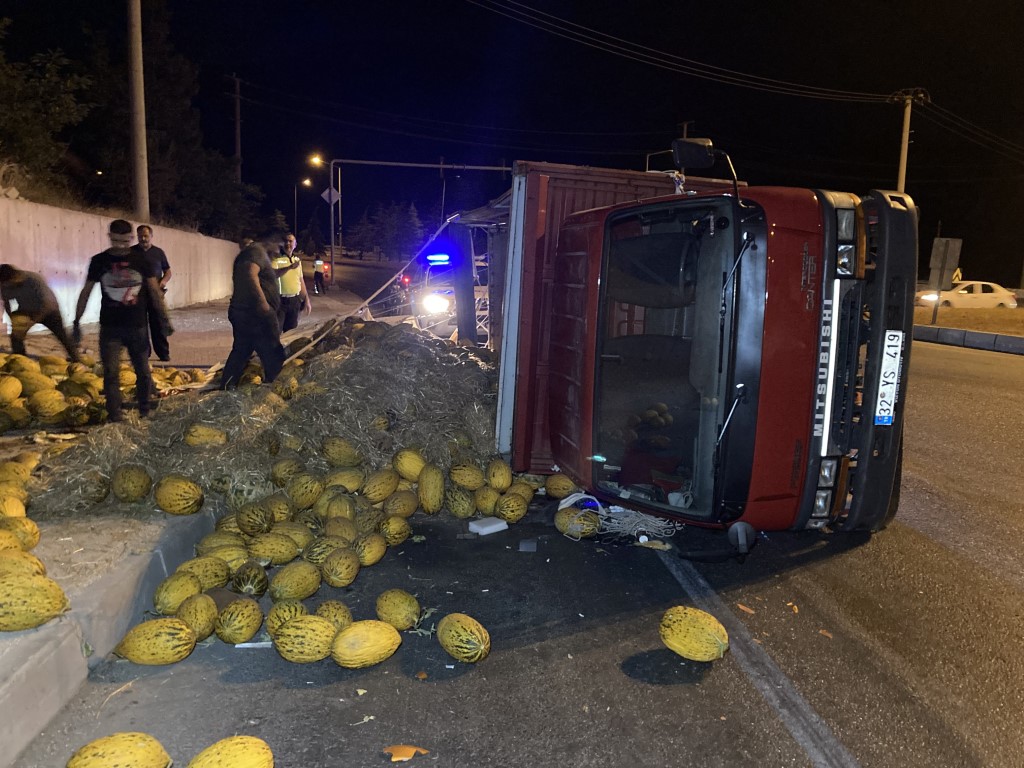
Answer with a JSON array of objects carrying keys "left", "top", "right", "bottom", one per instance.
[
  {"left": 293, "top": 177, "right": 311, "bottom": 233},
  {"left": 309, "top": 154, "right": 341, "bottom": 285}
]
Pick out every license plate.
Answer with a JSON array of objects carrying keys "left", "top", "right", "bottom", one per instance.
[{"left": 874, "top": 331, "right": 903, "bottom": 425}]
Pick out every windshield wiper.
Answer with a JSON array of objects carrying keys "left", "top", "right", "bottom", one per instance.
[
  {"left": 717, "top": 232, "right": 755, "bottom": 373},
  {"left": 720, "top": 231, "right": 755, "bottom": 316},
  {"left": 716, "top": 383, "right": 748, "bottom": 448}
]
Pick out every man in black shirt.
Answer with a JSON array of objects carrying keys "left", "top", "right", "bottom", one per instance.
[
  {"left": 132, "top": 224, "right": 172, "bottom": 361},
  {"left": 0, "top": 264, "right": 80, "bottom": 362},
  {"left": 220, "top": 239, "right": 286, "bottom": 389},
  {"left": 73, "top": 219, "right": 173, "bottom": 421}
]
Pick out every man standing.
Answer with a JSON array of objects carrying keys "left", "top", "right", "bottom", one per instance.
[
  {"left": 313, "top": 254, "right": 326, "bottom": 295},
  {"left": 132, "top": 224, "right": 172, "bottom": 361},
  {"left": 273, "top": 233, "right": 310, "bottom": 332},
  {"left": 73, "top": 219, "right": 173, "bottom": 422},
  {"left": 0, "top": 264, "right": 80, "bottom": 362},
  {"left": 220, "top": 239, "right": 285, "bottom": 389}
]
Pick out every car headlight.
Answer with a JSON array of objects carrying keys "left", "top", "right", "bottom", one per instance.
[
  {"left": 918, "top": 292, "right": 938, "bottom": 302},
  {"left": 422, "top": 293, "right": 451, "bottom": 315}
]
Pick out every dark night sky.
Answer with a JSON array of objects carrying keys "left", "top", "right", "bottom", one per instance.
[{"left": 6, "top": 0, "right": 1024, "bottom": 284}]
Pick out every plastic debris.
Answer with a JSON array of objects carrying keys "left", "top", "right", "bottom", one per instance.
[{"left": 468, "top": 517, "right": 509, "bottom": 535}]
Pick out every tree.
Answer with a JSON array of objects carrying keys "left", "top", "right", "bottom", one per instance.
[
  {"left": 301, "top": 213, "right": 325, "bottom": 256},
  {"left": 0, "top": 18, "right": 91, "bottom": 196},
  {"left": 344, "top": 201, "right": 428, "bottom": 261},
  {"left": 65, "top": 1, "right": 262, "bottom": 238},
  {"left": 345, "top": 210, "right": 377, "bottom": 257},
  {"left": 400, "top": 202, "right": 425, "bottom": 256}
]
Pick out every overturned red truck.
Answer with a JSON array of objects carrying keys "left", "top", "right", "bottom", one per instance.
[{"left": 459, "top": 140, "right": 916, "bottom": 540}]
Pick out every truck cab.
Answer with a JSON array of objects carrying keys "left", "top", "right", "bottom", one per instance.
[{"left": 496, "top": 148, "right": 917, "bottom": 533}]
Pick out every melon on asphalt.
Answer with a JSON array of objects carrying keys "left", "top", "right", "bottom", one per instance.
[
  {"left": 67, "top": 732, "right": 172, "bottom": 768},
  {"left": 185, "top": 735, "right": 274, "bottom": 768},
  {"left": 114, "top": 618, "right": 197, "bottom": 665},
  {"left": 330, "top": 619, "right": 402, "bottom": 668},
  {"left": 437, "top": 612, "right": 491, "bottom": 663},
  {"left": 659, "top": 606, "right": 729, "bottom": 662}
]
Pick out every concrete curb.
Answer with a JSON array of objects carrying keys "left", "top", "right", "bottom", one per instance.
[
  {"left": 912, "top": 324, "right": 1024, "bottom": 355},
  {"left": 1, "top": 509, "right": 217, "bottom": 768}
]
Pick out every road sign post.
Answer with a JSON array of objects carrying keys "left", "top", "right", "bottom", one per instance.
[{"left": 927, "top": 236, "right": 962, "bottom": 326}]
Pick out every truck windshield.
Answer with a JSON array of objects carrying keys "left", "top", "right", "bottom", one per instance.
[{"left": 592, "top": 200, "right": 736, "bottom": 517}]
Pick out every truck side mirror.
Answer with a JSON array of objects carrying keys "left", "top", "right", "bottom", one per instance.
[{"left": 672, "top": 138, "right": 716, "bottom": 169}]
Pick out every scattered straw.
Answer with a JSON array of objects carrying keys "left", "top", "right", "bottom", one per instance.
[{"left": 29, "top": 317, "right": 499, "bottom": 521}]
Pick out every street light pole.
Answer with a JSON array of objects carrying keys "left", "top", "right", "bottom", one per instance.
[
  {"left": 335, "top": 164, "right": 342, "bottom": 284},
  {"left": 293, "top": 178, "right": 311, "bottom": 235},
  {"left": 329, "top": 160, "right": 337, "bottom": 285}
]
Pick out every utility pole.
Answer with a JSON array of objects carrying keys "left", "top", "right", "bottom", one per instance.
[
  {"left": 231, "top": 74, "right": 242, "bottom": 183},
  {"left": 127, "top": 0, "right": 149, "bottom": 220},
  {"left": 890, "top": 88, "right": 929, "bottom": 193}
]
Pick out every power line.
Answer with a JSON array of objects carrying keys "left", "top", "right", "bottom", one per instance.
[
  {"left": 919, "top": 103, "right": 1024, "bottom": 160},
  {"left": 236, "top": 93, "right": 657, "bottom": 157},
  {"left": 465, "top": 0, "right": 890, "bottom": 102},
  {"left": 238, "top": 77, "right": 673, "bottom": 138},
  {"left": 465, "top": 1, "right": 1024, "bottom": 167}
]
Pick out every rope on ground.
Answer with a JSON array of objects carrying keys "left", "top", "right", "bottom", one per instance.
[{"left": 557, "top": 491, "right": 684, "bottom": 541}]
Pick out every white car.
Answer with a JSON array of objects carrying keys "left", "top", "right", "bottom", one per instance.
[{"left": 915, "top": 280, "right": 1018, "bottom": 309}]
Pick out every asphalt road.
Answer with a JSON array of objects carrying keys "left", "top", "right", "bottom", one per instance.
[{"left": 14, "top": 342, "right": 1024, "bottom": 768}]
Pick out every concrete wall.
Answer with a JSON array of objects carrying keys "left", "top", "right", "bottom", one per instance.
[{"left": 0, "top": 196, "right": 236, "bottom": 328}]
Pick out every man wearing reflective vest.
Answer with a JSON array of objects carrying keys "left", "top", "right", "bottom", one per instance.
[{"left": 273, "top": 233, "right": 310, "bottom": 332}]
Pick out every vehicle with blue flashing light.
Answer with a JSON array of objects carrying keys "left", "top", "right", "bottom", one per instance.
[{"left": 392, "top": 246, "right": 489, "bottom": 342}]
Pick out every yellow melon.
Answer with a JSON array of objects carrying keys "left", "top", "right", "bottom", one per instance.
[{"left": 330, "top": 620, "right": 402, "bottom": 668}]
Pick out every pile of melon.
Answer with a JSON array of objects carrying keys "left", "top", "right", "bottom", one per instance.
[
  {"left": 113, "top": 435, "right": 515, "bottom": 669},
  {"left": 0, "top": 351, "right": 209, "bottom": 433},
  {"left": 0, "top": 450, "right": 70, "bottom": 632},
  {"left": 17, "top": 317, "right": 595, "bottom": 663}
]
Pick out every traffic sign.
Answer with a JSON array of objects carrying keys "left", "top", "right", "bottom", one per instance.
[
  {"left": 321, "top": 187, "right": 340, "bottom": 205},
  {"left": 928, "top": 237, "right": 962, "bottom": 292},
  {"left": 929, "top": 237, "right": 961, "bottom": 269}
]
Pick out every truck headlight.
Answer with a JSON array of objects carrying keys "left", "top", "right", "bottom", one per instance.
[
  {"left": 836, "top": 208, "right": 856, "bottom": 241},
  {"left": 422, "top": 293, "right": 451, "bottom": 315},
  {"left": 813, "top": 490, "right": 831, "bottom": 518},
  {"left": 836, "top": 244, "right": 855, "bottom": 276},
  {"left": 819, "top": 458, "right": 838, "bottom": 488}
]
